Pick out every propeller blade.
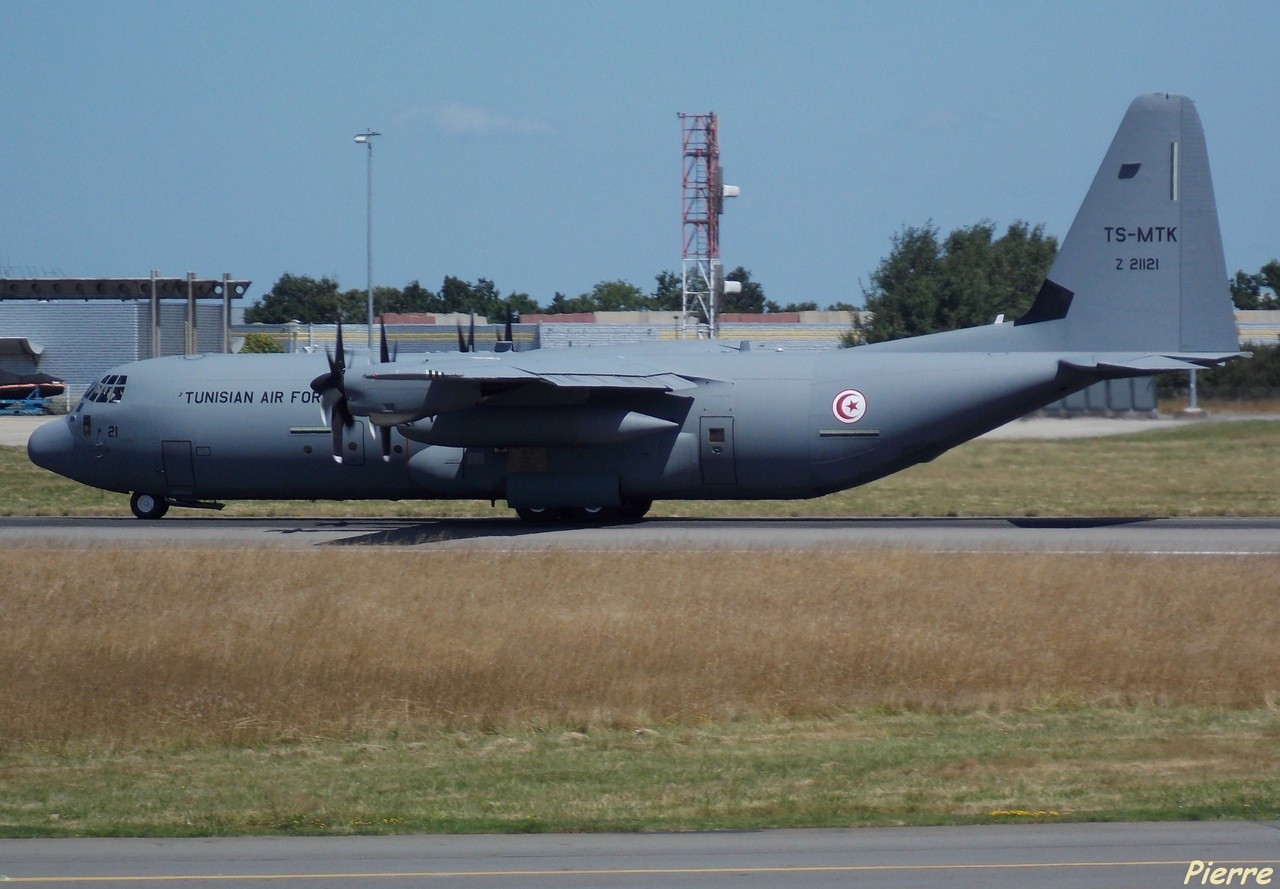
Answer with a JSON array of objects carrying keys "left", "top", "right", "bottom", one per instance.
[
  {"left": 379, "top": 425, "right": 393, "bottom": 461},
  {"left": 317, "top": 386, "right": 341, "bottom": 426},
  {"left": 332, "top": 420, "right": 345, "bottom": 465},
  {"left": 379, "top": 318, "right": 390, "bottom": 364},
  {"left": 505, "top": 306, "right": 513, "bottom": 345},
  {"left": 335, "top": 397, "right": 354, "bottom": 429},
  {"left": 468, "top": 312, "right": 476, "bottom": 352},
  {"left": 456, "top": 321, "right": 467, "bottom": 353},
  {"left": 318, "top": 317, "right": 355, "bottom": 463},
  {"left": 330, "top": 396, "right": 355, "bottom": 463}
]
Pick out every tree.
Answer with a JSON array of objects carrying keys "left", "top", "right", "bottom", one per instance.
[
  {"left": 245, "top": 274, "right": 359, "bottom": 324},
  {"left": 723, "top": 266, "right": 766, "bottom": 313},
  {"left": 768, "top": 300, "right": 819, "bottom": 312},
  {"left": 238, "top": 332, "right": 284, "bottom": 353},
  {"left": 855, "top": 221, "right": 1056, "bottom": 344},
  {"left": 390, "top": 280, "right": 442, "bottom": 314},
  {"left": 651, "top": 270, "right": 682, "bottom": 311},
  {"left": 1266, "top": 261, "right": 1280, "bottom": 300},
  {"left": 438, "top": 276, "right": 477, "bottom": 314},
  {"left": 588, "top": 279, "right": 648, "bottom": 311},
  {"left": 543, "top": 279, "right": 649, "bottom": 313},
  {"left": 471, "top": 278, "right": 504, "bottom": 318},
  {"left": 504, "top": 291, "right": 542, "bottom": 319},
  {"left": 545, "top": 291, "right": 596, "bottom": 314},
  {"left": 1230, "top": 261, "right": 1280, "bottom": 309}
]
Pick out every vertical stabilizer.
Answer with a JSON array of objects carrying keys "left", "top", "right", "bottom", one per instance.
[{"left": 1017, "top": 94, "right": 1238, "bottom": 354}]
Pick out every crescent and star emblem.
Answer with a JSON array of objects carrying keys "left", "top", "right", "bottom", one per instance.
[{"left": 832, "top": 389, "right": 866, "bottom": 424}]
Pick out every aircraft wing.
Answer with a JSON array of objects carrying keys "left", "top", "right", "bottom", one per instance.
[
  {"left": 366, "top": 362, "right": 704, "bottom": 392},
  {"left": 338, "top": 350, "right": 719, "bottom": 435}
]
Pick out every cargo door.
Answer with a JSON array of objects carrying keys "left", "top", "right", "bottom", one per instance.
[{"left": 699, "top": 417, "right": 736, "bottom": 485}]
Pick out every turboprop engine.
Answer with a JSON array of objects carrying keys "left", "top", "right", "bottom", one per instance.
[{"left": 397, "top": 406, "right": 676, "bottom": 448}]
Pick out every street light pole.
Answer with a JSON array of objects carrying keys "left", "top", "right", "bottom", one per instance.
[{"left": 355, "top": 129, "right": 381, "bottom": 350}]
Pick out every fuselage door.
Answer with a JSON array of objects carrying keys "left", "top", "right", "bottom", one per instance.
[
  {"left": 161, "top": 440, "right": 196, "bottom": 490},
  {"left": 699, "top": 416, "right": 736, "bottom": 485}
]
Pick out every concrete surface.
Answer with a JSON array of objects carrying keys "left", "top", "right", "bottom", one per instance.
[{"left": 2, "top": 822, "right": 1278, "bottom": 888}]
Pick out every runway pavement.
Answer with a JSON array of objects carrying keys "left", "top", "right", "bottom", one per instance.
[
  {"left": 1, "top": 514, "right": 1279, "bottom": 552},
  {"left": 0, "top": 415, "right": 56, "bottom": 447},
  {"left": 2, "top": 822, "right": 1278, "bottom": 887}
]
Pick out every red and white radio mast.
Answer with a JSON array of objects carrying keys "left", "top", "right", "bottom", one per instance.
[{"left": 679, "top": 113, "right": 739, "bottom": 337}]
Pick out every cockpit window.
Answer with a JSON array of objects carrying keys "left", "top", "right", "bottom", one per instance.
[{"left": 84, "top": 374, "right": 127, "bottom": 404}]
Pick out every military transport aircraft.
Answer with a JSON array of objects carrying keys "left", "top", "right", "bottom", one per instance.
[{"left": 29, "top": 94, "right": 1243, "bottom": 521}]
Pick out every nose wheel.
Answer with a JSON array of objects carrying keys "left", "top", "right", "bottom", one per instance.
[{"left": 130, "top": 492, "right": 170, "bottom": 520}]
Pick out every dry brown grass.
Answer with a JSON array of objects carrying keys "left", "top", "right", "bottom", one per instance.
[{"left": 3, "top": 548, "right": 1278, "bottom": 749}]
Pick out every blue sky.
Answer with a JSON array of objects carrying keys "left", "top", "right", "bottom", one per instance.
[{"left": 3, "top": 1, "right": 1277, "bottom": 309}]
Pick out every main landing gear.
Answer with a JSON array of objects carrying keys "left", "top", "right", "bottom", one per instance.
[
  {"left": 515, "top": 499, "right": 652, "bottom": 525},
  {"left": 129, "top": 492, "right": 169, "bottom": 520}
]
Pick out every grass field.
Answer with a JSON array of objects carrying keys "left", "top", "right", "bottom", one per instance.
[
  {"left": 2, "top": 547, "right": 1278, "bottom": 836},
  {"left": 3, "top": 420, "right": 1278, "bottom": 836},
  {"left": 3, "top": 418, "right": 1280, "bottom": 518},
  {"left": 4, "top": 709, "right": 1276, "bottom": 837}
]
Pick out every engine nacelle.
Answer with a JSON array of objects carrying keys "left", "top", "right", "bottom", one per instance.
[{"left": 399, "top": 406, "right": 676, "bottom": 448}]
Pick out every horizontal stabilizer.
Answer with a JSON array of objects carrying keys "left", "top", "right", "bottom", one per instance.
[{"left": 1061, "top": 352, "right": 1243, "bottom": 377}]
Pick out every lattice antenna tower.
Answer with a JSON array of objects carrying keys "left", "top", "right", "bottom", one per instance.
[{"left": 679, "top": 113, "right": 738, "bottom": 338}]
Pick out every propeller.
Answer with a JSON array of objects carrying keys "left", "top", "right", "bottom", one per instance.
[
  {"left": 375, "top": 319, "right": 394, "bottom": 461},
  {"left": 494, "top": 305, "right": 516, "bottom": 352},
  {"left": 309, "top": 318, "right": 355, "bottom": 463},
  {"left": 454, "top": 311, "right": 477, "bottom": 353},
  {"left": 310, "top": 318, "right": 404, "bottom": 464}
]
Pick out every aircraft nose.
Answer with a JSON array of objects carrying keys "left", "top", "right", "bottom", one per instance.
[{"left": 28, "top": 417, "right": 75, "bottom": 475}]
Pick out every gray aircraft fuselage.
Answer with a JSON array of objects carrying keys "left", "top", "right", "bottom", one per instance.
[{"left": 28, "top": 342, "right": 1078, "bottom": 507}]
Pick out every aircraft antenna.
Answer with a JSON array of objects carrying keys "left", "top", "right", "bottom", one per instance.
[{"left": 678, "top": 113, "right": 738, "bottom": 338}]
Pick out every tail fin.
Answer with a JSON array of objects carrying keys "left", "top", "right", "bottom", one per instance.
[{"left": 1017, "top": 94, "right": 1239, "bottom": 356}]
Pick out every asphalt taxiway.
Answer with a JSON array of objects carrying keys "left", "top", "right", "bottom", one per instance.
[
  {"left": 2, "top": 514, "right": 1279, "bottom": 552},
  {"left": 3, "top": 822, "right": 1279, "bottom": 887}
]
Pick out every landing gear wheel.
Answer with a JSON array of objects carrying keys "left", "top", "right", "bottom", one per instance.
[
  {"left": 515, "top": 506, "right": 565, "bottom": 524},
  {"left": 130, "top": 492, "right": 169, "bottom": 520},
  {"left": 616, "top": 499, "right": 652, "bottom": 521},
  {"left": 568, "top": 506, "right": 611, "bottom": 525}
]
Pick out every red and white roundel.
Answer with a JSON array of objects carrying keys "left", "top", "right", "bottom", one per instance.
[{"left": 832, "top": 389, "right": 867, "bottom": 424}]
